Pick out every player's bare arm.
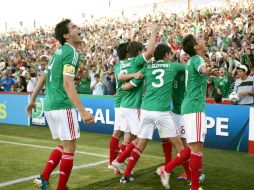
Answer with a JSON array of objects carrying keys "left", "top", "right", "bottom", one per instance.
[
  {"left": 143, "top": 23, "right": 159, "bottom": 61},
  {"left": 64, "top": 75, "right": 94, "bottom": 124}
]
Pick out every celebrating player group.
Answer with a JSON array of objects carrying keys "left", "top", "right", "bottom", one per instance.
[{"left": 26, "top": 19, "right": 215, "bottom": 190}]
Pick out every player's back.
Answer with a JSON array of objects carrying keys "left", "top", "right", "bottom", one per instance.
[
  {"left": 114, "top": 61, "right": 124, "bottom": 108},
  {"left": 141, "top": 61, "right": 185, "bottom": 112},
  {"left": 172, "top": 71, "right": 186, "bottom": 114},
  {"left": 181, "top": 55, "right": 207, "bottom": 114},
  {"left": 44, "top": 43, "right": 79, "bottom": 111},
  {"left": 120, "top": 54, "right": 147, "bottom": 109}
]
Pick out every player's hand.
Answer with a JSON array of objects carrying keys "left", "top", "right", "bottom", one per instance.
[
  {"left": 239, "top": 91, "right": 248, "bottom": 97},
  {"left": 134, "top": 71, "right": 144, "bottom": 79},
  {"left": 80, "top": 109, "right": 94, "bottom": 125},
  {"left": 26, "top": 102, "right": 36, "bottom": 117},
  {"left": 151, "top": 23, "right": 159, "bottom": 34}
]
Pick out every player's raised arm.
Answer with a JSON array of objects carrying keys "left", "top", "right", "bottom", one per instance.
[{"left": 143, "top": 23, "right": 159, "bottom": 61}]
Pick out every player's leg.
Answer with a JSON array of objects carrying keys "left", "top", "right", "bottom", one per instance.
[
  {"left": 109, "top": 108, "right": 123, "bottom": 167},
  {"left": 173, "top": 113, "right": 190, "bottom": 180},
  {"left": 113, "top": 108, "right": 139, "bottom": 165},
  {"left": 120, "top": 110, "right": 155, "bottom": 183},
  {"left": 56, "top": 108, "right": 80, "bottom": 190},
  {"left": 161, "top": 138, "right": 173, "bottom": 166},
  {"left": 156, "top": 112, "right": 191, "bottom": 189},
  {"left": 187, "top": 112, "right": 206, "bottom": 190},
  {"left": 34, "top": 110, "right": 61, "bottom": 189}
]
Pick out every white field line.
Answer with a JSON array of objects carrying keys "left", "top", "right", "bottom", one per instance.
[
  {"left": 0, "top": 160, "right": 108, "bottom": 188},
  {"left": 0, "top": 140, "right": 108, "bottom": 158}
]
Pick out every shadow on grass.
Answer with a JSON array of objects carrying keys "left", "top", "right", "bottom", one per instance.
[{"left": 72, "top": 164, "right": 190, "bottom": 190}]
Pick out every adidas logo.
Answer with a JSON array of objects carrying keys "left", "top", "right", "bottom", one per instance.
[{"left": 48, "top": 160, "right": 54, "bottom": 164}]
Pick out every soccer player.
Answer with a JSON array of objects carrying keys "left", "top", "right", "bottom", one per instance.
[
  {"left": 119, "top": 43, "right": 191, "bottom": 186},
  {"left": 157, "top": 34, "right": 213, "bottom": 190},
  {"left": 108, "top": 42, "right": 133, "bottom": 170},
  {"left": 26, "top": 19, "right": 94, "bottom": 190},
  {"left": 172, "top": 51, "right": 190, "bottom": 180},
  {"left": 111, "top": 24, "right": 158, "bottom": 179}
]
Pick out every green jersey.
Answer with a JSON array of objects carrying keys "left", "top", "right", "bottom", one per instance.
[
  {"left": 120, "top": 54, "right": 147, "bottom": 108},
  {"left": 44, "top": 43, "right": 80, "bottom": 111},
  {"left": 141, "top": 61, "right": 185, "bottom": 112},
  {"left": 114, "top": 61, "right": 124, "bottom": 108},
  {"left": 77, "top": 77, "right": 91, "bottom": 94},
  {"left": 210, "top": 76, "right": 220, "bottom": 98},
  {"left": 181, "top": 55, "right": 207, "bottom": 114},
  {"left": 172, "top": 71, "right": 186, "bottom": 114},
  {"left": 217, "top": 72, "right": 231, "bottom": 98}
]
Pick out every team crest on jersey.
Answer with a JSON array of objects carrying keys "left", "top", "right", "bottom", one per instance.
[{"left": 63, "top": 64, "right": 75, "bottom": 75}]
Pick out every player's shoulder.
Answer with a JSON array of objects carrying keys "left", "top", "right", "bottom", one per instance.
[
  {"left": 191, "top": 55, "right": 204, "bottom": 64},
  {"left": 62, "top": 43, "right": 76, "bottom": 55}
]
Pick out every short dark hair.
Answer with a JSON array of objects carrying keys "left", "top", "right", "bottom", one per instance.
[
  {"left": 127, "top": 41, "right": 143, "bottom": 57},
  {"left": 94, "top": 74, "right": 100, "bottom": 78},
  {"left": 154, "top": 43, "right": 172, "bottom": 61},
  {"left": 55, "top": 19, "right": 71, "bottom": 46},
  {"left": 117, "top": 42, "right": 129, "bottom": 60},
  {"left": 183, "top": 34, "right": 197, "bottom": 57}
]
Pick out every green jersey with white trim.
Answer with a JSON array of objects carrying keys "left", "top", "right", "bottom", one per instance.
[
  {"left": 141, "top": 61, "right": 185, "bottom": 111},
  {"left": 44, "top": 43, "right": 80, "bottom": 111},
  {"left": 172, "top": 71, "right": 186, "bottom": 114},
  {"left": 114, "top": 61, "right": 124, "bottom": 108},
  {"left": 120, "top": 54, "right": 147, "bottom": 108},
  {"left": 217, "top": 72, "right": 231, "bottom": 98},
  {"left": 181, "top": 55, "right": 207, "bottom": 114}
]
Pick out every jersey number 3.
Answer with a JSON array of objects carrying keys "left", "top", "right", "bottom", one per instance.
[{"left": 152, "top": 69, "right": 165, "bottom": 88}]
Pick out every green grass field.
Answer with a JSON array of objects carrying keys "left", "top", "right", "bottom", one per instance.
[{"left": 0, "top": 124, "right": 254, "bottom": 190}]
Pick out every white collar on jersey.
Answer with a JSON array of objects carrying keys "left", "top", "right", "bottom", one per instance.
[{"left": 65, "top": 43, "right": 76, "bottom": 51}]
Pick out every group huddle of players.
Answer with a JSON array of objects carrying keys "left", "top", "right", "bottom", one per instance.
[{"left": 108, "top": 24, "right": 213, "bottom": 190}]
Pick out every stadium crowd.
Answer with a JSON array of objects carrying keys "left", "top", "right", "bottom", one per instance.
[{"left": 0, "top": 0, "right": 254, "bottom": 103}]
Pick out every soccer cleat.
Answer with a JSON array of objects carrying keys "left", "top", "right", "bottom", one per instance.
[
  {"left": 156, "top": 166, "right": 170, "bottom": 189},
  {"left": 108, "top": 164, "right": 114, "bottom": 170},
  {"left": 112, "top": 159, "right": 125, "bottom": 174},
  {"left": 199, "top": 173, "right": 205, "bottom": 183},
  {"left": 190, "top": 188, "right": 204, "bottom": 190},
  {"left": 177, "top": 172, "right": 189, "bottom": 180},
  {"left": 113, "top": 168, "right": 121, "bottom": 175},
  {"left": 119, "top": 176, "right": 134, "bottom": 184},
  {"left": 34, "top": 175, "right": 50, "bottom": 190},
  {"left": 188, "top": 173, "right": 206, "bottom": 186}
]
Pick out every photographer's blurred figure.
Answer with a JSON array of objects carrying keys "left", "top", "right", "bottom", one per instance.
[{"left": 233, "top": 65, "right": 254, "bottom": 105}]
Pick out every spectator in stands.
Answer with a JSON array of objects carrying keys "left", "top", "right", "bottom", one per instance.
[
  {"left": 0, "top": 69, "right": 15, "bottom": 92},
  {"left": 233, "top": 65, "right": 254, "bottom": 105},
  {"left": 26, "top": 71, "right": 37, "bottom": 92},
  {"left": 92, "top": 74, "right": 105, "bottom": 95},
  {"left": 77, "top": 69, "right": 91, "bottom": 94},
  {"left": 217, "top": 66, "right": 233, "bottom": 98},
  {"left": 16, "top": 75, "right": 27, "bottom": 92},
  {"left": 106, "top": 72, "right": 116, "bottom": 95}
]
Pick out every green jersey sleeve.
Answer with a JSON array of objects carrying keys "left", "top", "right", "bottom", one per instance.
[
  {"left": 193, "top": 56, "right": 205, "bottom": 74},
  {"left": 133, "top": 54, "right": 148, "bottom": 67},
  {"left": 130, "top": 78, "right": 143, "bottom": 87},
  {"left": 63, "top": 46, "right": 79, "bottom": 77}
]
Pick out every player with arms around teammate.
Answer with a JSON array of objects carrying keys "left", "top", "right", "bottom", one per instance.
[
  {"left": 119, "top": 43, "right": 191, "bottom": 186},
  {"left": 157, "top": 34, "right": 213, "bottom": 190},
  {"left": 26, "top": 19, "right": 94, "bottom": 190},
  {"left": 111, "top": 24, "right": 158, "bottom": 178},
  {"left": 108, "top": 42, "right": 133, "bottom": 170}
]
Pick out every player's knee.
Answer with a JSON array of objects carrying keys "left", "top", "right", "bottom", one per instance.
[
  {"left": 62, "top": 140, "right": 76, "bottom": 153},
  {"left": 113, "top": 130, "right": 122, "bottom": 138}
]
